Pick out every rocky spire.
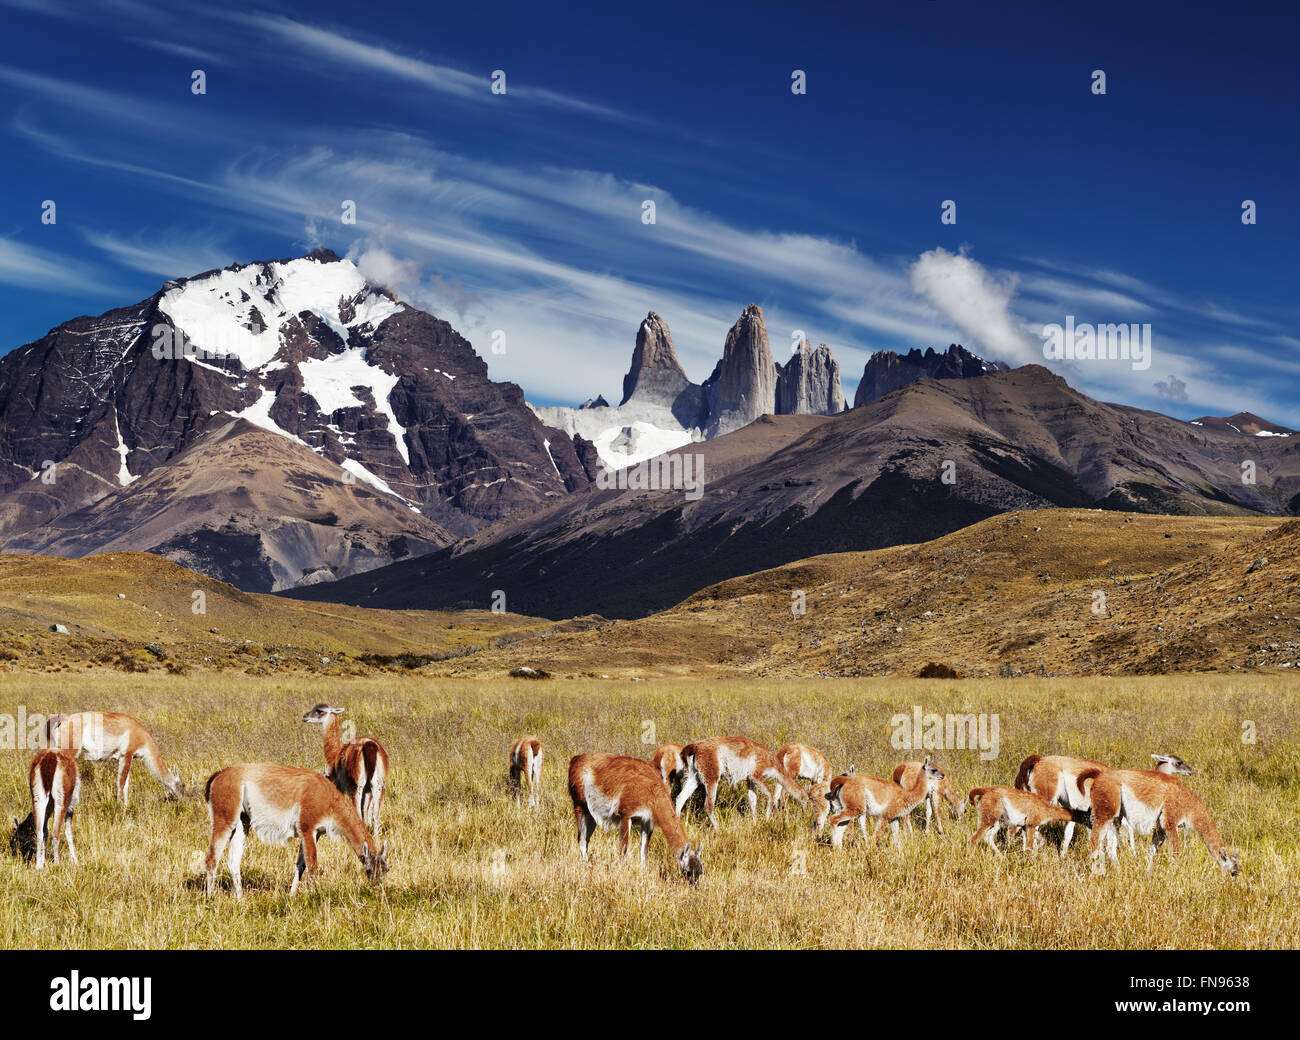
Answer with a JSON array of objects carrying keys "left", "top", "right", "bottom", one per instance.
[
  {"left": 777, "top": 340, "right": 845, "bottom": 416},
  {"left": 620, "top": 312, "right": 693, "bottom": 406},
  {"left": 702, "top": 303, "right": 778, "bottom": 437}
]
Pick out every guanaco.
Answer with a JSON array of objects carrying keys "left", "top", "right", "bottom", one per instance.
[
  {"left": 9, "top": 749, "right": 80, "bottom": 869},
  {"left": 826, "top": 758, "right": 945, "bottom": 850},
  {"left": 773, "top": 743, "right": 831, "bottom": 810},
  {"left": 301, "top": 703, "right": 389, "bottom": 835},
  {"left": 893, "top": 760, "right": 965, "bottom": 834},
  {"left": 46, "top": 711, "right": 183, "bottom": 805},
  {"left": 675, "top": 736, "right": 808, "bottom": 827},
  {"left": 203, "top": 763, "right": 387, "bottom": 898},
  {"left": 1077, "top": 766, "right": 1239, "bottom": 875},
  {"left": 509, "top": 735, "right": 545, "bottom": 807},
  {"left": 568, "top": 753, "right": 703, "bottom": 883},
  {"left": 649, "top": 744, "right": 686, "bottom": 792},
  {"left": 968, "top": 786, "right": 1073, "bottom": 854}
]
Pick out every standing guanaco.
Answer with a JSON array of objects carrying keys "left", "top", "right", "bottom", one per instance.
[
  {"left": 893, "top": 760, "right": 965, "bottom": 834},
  {"left": 773, "top": 743, "right": 831, "bottom": 810},
  {"left": 649, "top": 744, "right": 686, "bottom": 793},
  {"left": 203, "top": 763, "right": 388, "bottom": 898},
  {"left": 568, "top": 753, "right": 703, "bottom": 883},
  {"left": 9, "top": 749, "right": 80, "bottom": 869},
  {"left": 968, "top": 786, "right": 1073, "bottom": 854},
  {"left": 826, "top": 758, "right": 945, "bottom": 850},
  {"left": 675, "top": 736, "right": 808, "bottom": 827},
  {"left": 301, "top": 704, "right": 389, "bottom": 835},
  {"left": 509, "top": 736, "right": 545, "bottom": 807},
  {"left": 46, "top": 711, "right": 183, "bottom": 805},
  {"left": 1077, "top": 766, "right": 1239, "bottom": 875}
]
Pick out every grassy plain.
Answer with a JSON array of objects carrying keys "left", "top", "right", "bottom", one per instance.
[{"left": 0, "top": 672, "right": 1295, "bottom": 949}]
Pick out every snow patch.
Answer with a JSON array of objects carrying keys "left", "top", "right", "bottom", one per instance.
[
  {"left": 299, "top": 347, "right": 408, "bottom": 463},
  {"left": 113, "top": 410, "right": 137, "bottom": 486}
]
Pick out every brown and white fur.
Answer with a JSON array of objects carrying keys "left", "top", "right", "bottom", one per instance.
[
  {"left": 302, "top": 704, "right": 389, "bottom": 835},
  {"left": 509, "top": 735, "right": 545, "bottom": 807},
  {"left": 893, "top": 760, "right": 966, "bottom": 834},
  {"left": 649, "top": 744, "right": 686, "bottom": 793},
  {"left": 569, "top": 753, "right": 703, "bottom": 882},
  {"left": 203, "top": 763, "right": 387, "bottom": 898},
  {"left": 826, "top": 758, "right": 945, "bottom": 849},
  {"left": 968, "top": 786, "right": 1072, "bottom": 854},
  {"left": 773, "top": 743, "right": 831, "bottom": 810},
  {"left": 46, "top": 711, "right": 183, "bottom": 805},
  {"left": 1077, "top": 765, "right": 1238, "bottom": 876},
  {"left": 9, "top": 749, "right": 80, "bottom": 868},
  {"left": 675, "top": 736, "right": 809, "bottom": 827}
]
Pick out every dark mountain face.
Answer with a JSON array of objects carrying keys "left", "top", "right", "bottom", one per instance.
[
  {"left": 0, "top": 250, "right": 588, "bottom": 587},
  {"left": 287, "top": 365, "right": 1300, "bottom": 619},
  {"left": 853, "top": 343, "right": 1008, "bottom": 406},
  {"left": 1190, "top": 412, "right": 1296, "bottom": 437}
]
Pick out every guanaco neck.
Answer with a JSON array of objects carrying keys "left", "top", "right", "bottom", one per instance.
[
  {"left": 652, "top": 792, "right": 690, "bottom": 855},
  {"left": 1185, "top": 800, "right": 1225, "bottom": 855},
  {"left": 900, "top": 769, "right": 930, "bottom": 809},
  {"left": 321, "top": 714, "right": 344, "bottom": 768}
]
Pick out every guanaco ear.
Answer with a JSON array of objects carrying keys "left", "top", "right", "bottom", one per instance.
[
  {"left": 361, "top": 841, "right": 370, "bottom": 862},
  {"left": 328, "top": 706, "right": 344, "bottom": 715},
  {"left": 10, "top": 817, "right": 17, "bottom": 828},
  {"left": 380, "top": 841, "right": 387, "bottom": 858},
  {"left": 848, "top": 764, "right": 855, "bottom": 774}
]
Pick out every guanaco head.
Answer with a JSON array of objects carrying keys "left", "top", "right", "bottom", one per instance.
[
  {"left": 678, "top": 841, "right": 703, "bottom": 885},
  {"left": 922, "top": 756, "right": 945, "bottom": 792},
  {"left": 1151, "top": 753, "right": 1193, "bottom": 776},
  {"left": 361, "top": 840, "right": 388, "bottom": 884},
  {"left": 943, "top": 779, "right": 967, "bottom": 819},
  {"left": 1215, "top": 847, "right": 1241, "bottom": 877},
  {"left": 9, "top": 814, "right": 37, "bottom": 863},
  {"left": 302, "top": 703, "right": 343, "bottom": 725}
]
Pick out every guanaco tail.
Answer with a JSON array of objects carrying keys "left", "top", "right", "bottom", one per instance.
[
  {"left": 46, "top": 711, "right": 184, "bottom": 805},
  {"left": 203, "top": 763, "right": 388, "bottom": 898},
  {"left": 9, "top": 749, "right": 80, "bottom": 869},
  {"left": 893, "top": 759, "right": 965, "bottom": 834},
  {"left": 826, "top": 757, "right": 945, "bottom": 849},
  {"left": 773, "top": 743, "right": 831, "bottom": 811},
  {"left": 509, "top": 735, "right": 545, "bottom": 807},
  {"left": 1076, "top": 764, "right": 1238, "bottom": 875},
  {"left": 968, "top": 786, "right": 1073, "bottom": 854},
  {"left": 302, "top": 704, "right": 389, "bottom": 835},
  {"left": 675, "top": 736, "right": 809, "bottom": 827},
  {"left": 569, "top": 753, "right": 703, "bottom": 883}
]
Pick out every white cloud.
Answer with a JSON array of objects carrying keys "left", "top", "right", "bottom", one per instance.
[{"left": 908, "top": 247, "right": 1041, "bottom": 366}]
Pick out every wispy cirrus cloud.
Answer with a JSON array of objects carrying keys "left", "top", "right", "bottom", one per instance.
[{"left": 0, "top": 236, "right": 122, "bottom": 296}]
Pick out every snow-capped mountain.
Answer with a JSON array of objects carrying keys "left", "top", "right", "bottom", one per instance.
[{"left": 0, "top": 249, "right": 589, "bottom": 590}]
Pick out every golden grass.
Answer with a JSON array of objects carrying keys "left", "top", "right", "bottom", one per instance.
[{"left": 0, "top": 672, "right": 1296, "bottom": 949}]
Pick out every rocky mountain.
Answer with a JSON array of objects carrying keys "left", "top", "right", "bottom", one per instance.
[
  {"left": 289, "top": 364, "right": 1300, "bottom": 619},
  {"left": 701, "top": 303, "right": 779, "bottom": 437},
  {"left": 853, "top": 343, "right": 1007, "bottom": 406},
  {"left": 0, "top": 249, "right": 589, "bottom": 588},
  {"left": 1190, "top": 412, "right": 1295, "bottom": 438},
  {"left": 618, "top": 311, "right": 706, "bottom": 425},
  {"left": 777, "top": 340, "right": 845, "bottom": 416}
]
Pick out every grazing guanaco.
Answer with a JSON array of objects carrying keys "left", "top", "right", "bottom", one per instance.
[
  {"left": 968, "top": 786, "right": 1073, "bottom": 854},
  {"left": 9, "top": 749, "right": 80, "bottom": 868},
  {"left": 773, "top": 743, "right": 831, "bottom": 810},
  {"left": 46, "top": 711, "right": 183, "bottom": 805},
  {"left": 826, "top": 758, "right": 945, "bottom": 849},
  {"left": 509, "top": 736, "right": 545, "bottom": 807},
  {"left": 301, "top": 704, "right": 389, "bottom": 835},
  {"left": 1013, "top": 753, "right": 1117, "bottom": 856},
  {"left": 649, "top": 744, "right": 685, "bottom": 792},
  {"left": 675, "top": 736, "right": 809, "bottom": 827},
  {"left": 568, "top": 753, "right": 703, "bottom": 883},
  {"left": 203, "top": 763, "right": 387, "bottom": 898},
  {"left": 1077, "top": 766, "right": 1239, "bottom": 875},
  {"left": 893, "top": 760, "right": 965, "bottom": 834}
]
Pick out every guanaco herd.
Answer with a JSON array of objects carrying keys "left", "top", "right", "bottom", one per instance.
[
  {"left": 7, "top": 706, "right": 388, "bottom": 896},
  {"left": 7, "top": 708, "right": 1240, "bottom": 897}
]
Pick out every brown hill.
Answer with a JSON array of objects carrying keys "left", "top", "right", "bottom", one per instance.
[
  {"left": 417, "top": 509, "right": 1299, "bottom": 678},
  {"left": 292, "top": 365, "right": 1300, "bottom": 620}
]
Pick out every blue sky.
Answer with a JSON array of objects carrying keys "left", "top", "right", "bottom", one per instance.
[{"left": 1, "top": 0, "right": 1297, "bottom": 421}]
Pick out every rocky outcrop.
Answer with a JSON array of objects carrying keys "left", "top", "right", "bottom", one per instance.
[
  {"left": 853, "top": 343, "right": 1007, "bottom": 407},
  {"left": 777, "top": 340, "right": 845, "bottom": 416},
  {"left": 702, "top": 304, "right": 778, "bottom": 438},
  {"left": 619, "top": 312, "right": 705, "bottom": 428}
]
